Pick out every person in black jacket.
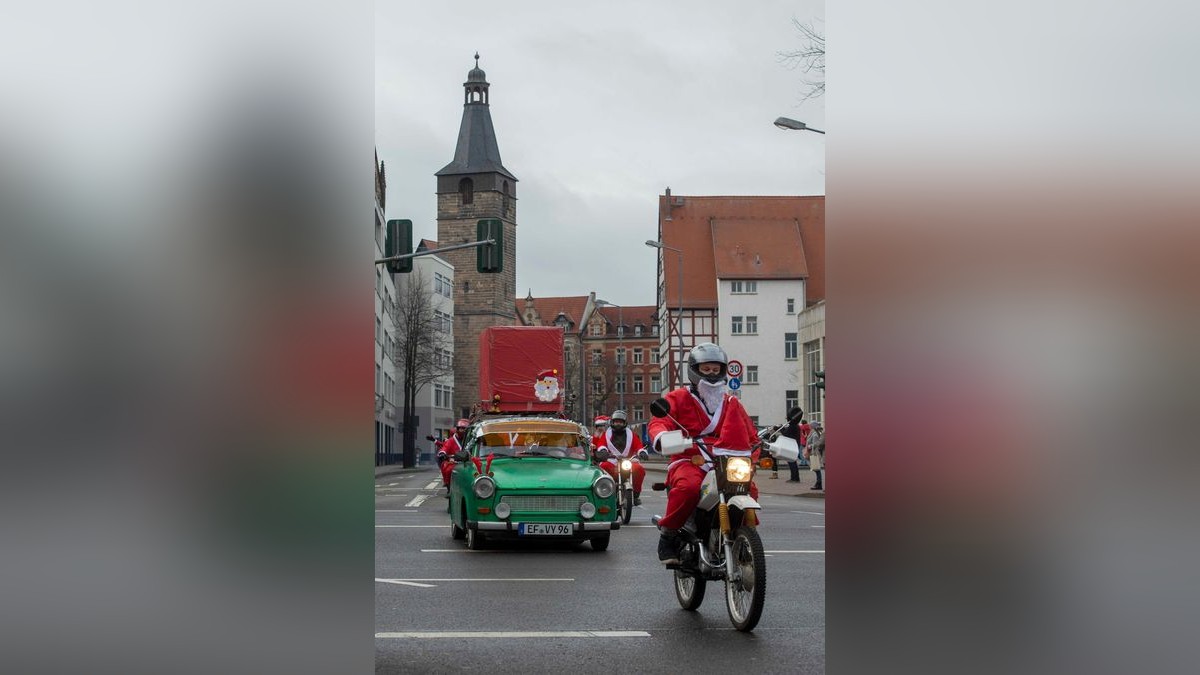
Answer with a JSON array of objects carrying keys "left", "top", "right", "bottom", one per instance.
[{"left": 781, "top": 407, "right": 804, "bottom": 482}]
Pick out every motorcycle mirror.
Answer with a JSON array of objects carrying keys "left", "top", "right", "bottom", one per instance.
[
  {"left": 786, "top": 408, "right": 805, "bottom": 424},
  {"left": 649, "top": 398, "right": 671, "bottom": 418},
  {"left": 594, "top": 448, "right": 610, "bottom": 461},
  {"left": 425, "top": 435, "right": 437, "bottom": 442},
  {"left": 455, "top": 450, "right": 470, "bottom": 463}
]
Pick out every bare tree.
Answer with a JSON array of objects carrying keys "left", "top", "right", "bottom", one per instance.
[
  {"left": 779, "top": 18, "right": 825, "bottom": 103},
  {"left": 563, "top": 337, "right": 582, "bottom": 422},
  {"left": 388, "top": 272, "right": 454, "bottom": 467},
  {"left": 589, "top": 354, "right": 621, "bottom": 420}
]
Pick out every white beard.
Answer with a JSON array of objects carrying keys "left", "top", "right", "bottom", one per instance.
[{"left": 697, "top": 380, "right": 726, "bottom": 414}]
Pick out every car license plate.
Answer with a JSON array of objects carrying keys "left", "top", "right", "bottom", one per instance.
[{"left": 518, "top": 523, "right": 573, "bottom": 536}]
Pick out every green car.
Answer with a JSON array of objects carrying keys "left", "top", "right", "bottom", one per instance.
[{"left": 448, "top": 416, "right": 620, "bottom": 551}]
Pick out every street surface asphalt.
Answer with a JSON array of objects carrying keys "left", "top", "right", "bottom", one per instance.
[{"left": 376, "top": 467, "right": 824, "bottom": 674}]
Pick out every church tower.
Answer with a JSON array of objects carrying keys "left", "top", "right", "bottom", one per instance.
[{"left": 436, "top": 54, "right": 519, "bottom": 418}]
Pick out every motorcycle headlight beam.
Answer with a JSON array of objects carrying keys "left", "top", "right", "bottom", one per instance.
[
  {"left": 726, "top": 457, "right": 753, "bottom": 483},
  {"left": 620, "top": 459, "right": 633, "bottom": 472}
]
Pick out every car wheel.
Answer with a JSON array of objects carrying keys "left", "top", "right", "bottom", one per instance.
[
  {"left": 590, "top": 533, "right": 610, "bottom": 551},
  {"left": 450, "top": 517, "right": 465, "bottom": 540},
  {"left": 466, "top": 526, "right": 486, "bottom": 550}
]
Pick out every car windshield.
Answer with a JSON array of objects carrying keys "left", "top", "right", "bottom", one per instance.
[{"left": 475, "top": 420, "right": 589, "bottom": 460}]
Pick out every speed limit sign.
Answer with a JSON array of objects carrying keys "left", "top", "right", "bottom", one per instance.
[{"left": 727, "top": 360, "right": 743, "bottom": 378}]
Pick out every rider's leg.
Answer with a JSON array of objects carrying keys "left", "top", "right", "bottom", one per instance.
[
  {"left": 659, "top": 462, "right": 703, "bottom": 530},
  {"left": 632, "top": 463, "right": 646, "bottom": 502}
]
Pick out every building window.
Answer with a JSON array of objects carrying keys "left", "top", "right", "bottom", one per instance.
[
  {"left": 730, "top": 280, "right": 742, "bottom": 293},
  {"left": 633, "top": 348, "right": 644, "bottom": 365},
  {"left": 459, "top": 177, "right": 474, "bottom": 205},
  {"left": 731, "top": 316, "right": 743, "bottom": 335},
  {"left": 634, "top": 325, "right": 643, "bottom": 337},
  {"left": 746, "top": 316, "right": 758, "bottom": 334},
  {"left": 633, "top": 376, "right": 644, "bottom": 394},
  {"left": 591, "top": 349, "right": 602, "bottom": 365},
  {"left": 592, "top": 377, "right": 603, "bottom": 395},
  {"left": 376, "top": 318, "right": 382, "bottom": 345},
  {"left": 786, "top": 297, "right": 795, "bottom": 314},
  {"left": 590, "top": 323, "right": 603, "bottom": 337},
  {"left": 805, "top": 339, "right": 823, "bottom": 417},
  {"left": 785, "top": 390, "right": 799, "bottom": 416},
  {"left": 746, "top": 281, "right": 758, "bottom": 293},
  {"left": 617, "top": 325, "right": 625, "bottom": 338},
  {"left": 652, "top": 324, "right": 659, "bottom": 336},
  {"left": 650, "top": 373, "right": 661, "bottom": 392},
  {"left": 745, "top": 365, "right": 758, "bottom": 384},
  {"left": 615, "top": 375, "right": 626, "bottom": 394},
  {"left": 616, "top": 348, "right": 626, "bottom": 366},
  {"left": 784, "top": 332, "right": 798, "bottom": 360},
  {"left": 631, "top": 405, "right": 644, "bottom": 421},
  {"left": 376, "top": 364, "right": 382, "bottom": 393},
  {"left": 376, "top": 270, "right": 382, "bottom": 297}
]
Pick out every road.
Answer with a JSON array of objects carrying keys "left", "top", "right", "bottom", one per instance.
[{"left": 375, "top": 468, "right": 825, "bottom": 674}]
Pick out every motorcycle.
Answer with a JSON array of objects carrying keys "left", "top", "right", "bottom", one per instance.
[
  {"left": 593, "top": 447, "right": 647, "bottom": 525},
  {"left": 648, "top": 400, "right": 801, "bottom": 632}
]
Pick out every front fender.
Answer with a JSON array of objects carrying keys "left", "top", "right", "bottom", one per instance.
[{"left": 727, "top": 495, "right": 761, "bottom": 511}]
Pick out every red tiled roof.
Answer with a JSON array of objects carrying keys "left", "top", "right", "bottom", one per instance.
[
  {"left": 659, "top": 195, "right": 825, "bottom": 306},
  {"left": 418, "top": 238, "right": 439, "bottom": 251},
  {"left": 593, "top": 304, "right": 657, "bottom": 328},
  {"left": 517, "top": 295, "right": 590, "bottom": 330},
  {"left": 710, "top": 219, "right": 808, "bottom": 280}
]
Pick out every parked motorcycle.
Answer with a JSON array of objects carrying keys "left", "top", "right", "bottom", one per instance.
[{"left": 649, "top": 400, "right": 801, "bottom": 632}]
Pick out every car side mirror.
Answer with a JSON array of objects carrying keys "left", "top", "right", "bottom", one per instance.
[
  {"left": 455, "top": 450, "right": 470, "bottom": 463},
  {"left": 649, "top": 398, "right": 671, "bottom": 418}
]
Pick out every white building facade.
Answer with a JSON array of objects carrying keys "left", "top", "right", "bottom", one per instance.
[
  {"left": 375, "top": 160, "right": 400, "bottom": 465},
  {"left": 717, "top": 278, "right": 807, "bottom": 428},
  {"left": 797, "top": 299, "right": 825, "bottom": 425},
  {"left": 396, "top": 253, "right": 456, "bottom": 465}
]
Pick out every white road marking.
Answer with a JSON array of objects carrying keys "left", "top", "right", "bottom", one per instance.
[
  {"left": 376, "top": 525, "right": 445, "bottom": 528},
  {"left": 388, "top": 482, "right": 398, "bottom": 486},
  {"left": 790, "top": 511, "right": 825, "bottom": 516},
  {"left": 376, "top": 630, "right": 650, "bottom": 639},
  {"left": 375, "top": 510, "right": 419, "bottom": 513},
  {"left": 424, "top": 480, "right": 442, "bottom": 490},
  {"left": 420, "top": 549, "right": 501, "bottom": 553},
  {"left": 622, "top": 525, "right": 659, "bottom": 528},
  {"left": 812, "top": 525, "right": 825, "bottom": 528},
  {"left": 375, "top": 579, "right": 437, "bottom": 588},
  {"left": 405, "top": 494, "right": 431, "bottom": 508},
  {"left": 765, "top": 550, "right": 825, "bottom": 554},
  {"left": 376, "top": 578, "right": 574, "bottom": 582}
]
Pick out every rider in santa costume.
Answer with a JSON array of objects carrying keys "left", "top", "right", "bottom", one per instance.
[
  {"left": 595, "top": 409, "right": 647, "bottom": 505},
  {"left": 438, "top": 419, "right": 470, "bottom": 489},
  {"left": 591, "top": 415, "right": 609, "bottom": 449},
  {"left": 648, "top": 343, "right": 760, "bottom": 565}
]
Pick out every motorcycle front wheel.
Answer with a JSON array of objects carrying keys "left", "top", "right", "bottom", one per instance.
[
  {"left": 674, "top": 568, "right": 706, "bottom": 610},
  {"left": 621, "top": 487, "right": 633, "bottom": 524},
  {"left": 725, "top": 525, "right": 766, "bottom": 632}
]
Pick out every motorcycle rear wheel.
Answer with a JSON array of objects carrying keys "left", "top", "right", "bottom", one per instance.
[
  {"left": 674, "top": 568, "right": 707, "bottom": 610},
  {"left": 621, "top": 488, "right": 634, "bottom": 524},
  {"left": 725, "top": 525, "right": 766, "bottom": 632}
]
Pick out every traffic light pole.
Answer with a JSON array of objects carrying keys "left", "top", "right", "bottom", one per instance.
[{"left": 374, "top": 239, "right": 495, "bottom": 266}]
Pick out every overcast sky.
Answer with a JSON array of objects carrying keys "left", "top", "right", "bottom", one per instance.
[{"left": 376, "top": 1, "right": 825, "bottom": 307}]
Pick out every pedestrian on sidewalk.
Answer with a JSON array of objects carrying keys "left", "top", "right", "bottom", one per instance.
[
  {"left": 781, "top": 407, "right": 805, "bottom": 482},
  {"left": 805, "top": 420, "right": 825, "bottom": 490}
]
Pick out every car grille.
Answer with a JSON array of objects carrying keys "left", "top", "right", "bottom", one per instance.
[{"left": 499, "top": 495, "right": 586, "bottom": 512}]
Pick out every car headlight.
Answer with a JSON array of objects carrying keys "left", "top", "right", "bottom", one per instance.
[
  {"left": 620, "top": 459, "right": 633, "bottom": 472},
  {"left": 726, "top": 457, "right": 753, "bottom": 483},
  {"left": 593, "top": 475, "right": 615, "bottom": 499},
  {"left": 579, "top": 502, "right": 596, "bottom": 518},
  {"left": 494, "top": 501, "right": 511, "bottom": 519},
  {"left": 473, "top": 476, "right": 496, "bottom": 499}
]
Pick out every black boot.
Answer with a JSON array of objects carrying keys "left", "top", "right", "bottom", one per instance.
[
  {"left": 657, "top": 530, "right": 681, "bottom": 565},
  {"left": 634, "top": 492, "right": 642, "bottom": 506}
]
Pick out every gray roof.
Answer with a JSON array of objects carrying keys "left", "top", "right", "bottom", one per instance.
[{"left": 436, "top": 103, "right": 517, "bottom": 180}]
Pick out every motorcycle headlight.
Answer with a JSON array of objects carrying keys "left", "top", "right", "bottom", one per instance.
[
  {"left": 620, "top": 459, "right": 633, "bottom": 472},
  {"left": 726, "top": 457, "right": 753, "bottom": 483},
  {"left": 593, "top": 475, "right": 616, "bottom": 499},
  {"left": 472, "top": 476, "right": 496, "bottom": 499}
]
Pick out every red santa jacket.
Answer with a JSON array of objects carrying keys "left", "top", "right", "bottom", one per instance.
[
  {"left": 647, "top": 387, "right": 759, "bottom": 462},
  {"left": 440, "top": 433, "right": 464, "bottom": 458},
  {"left": 596, "top": 427, "right": 644, "bottom": 459}
]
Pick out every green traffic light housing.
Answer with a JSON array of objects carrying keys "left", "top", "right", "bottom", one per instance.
[
  {"left": 477, "top": 218, "right": 503, "bottom": 273},
  {"left": 813, "top": 369, "right": 825, "bottom": 390},
  {"left": 385, "top": 219, "right": 413, "bottom": 274}
]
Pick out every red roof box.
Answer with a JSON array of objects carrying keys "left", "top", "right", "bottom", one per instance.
[{"left": 479, "top": 326, "right": 565, "bottom": 413}]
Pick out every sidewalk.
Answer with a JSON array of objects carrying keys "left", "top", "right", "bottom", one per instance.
[
  {"left": 374, "top": 463, "right": 429, "bottom": 479},
  {"left": 641, "top": 458, "right": 824, "bottom": 498}
]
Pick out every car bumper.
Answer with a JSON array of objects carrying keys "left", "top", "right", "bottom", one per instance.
[{"left": 468, "top": 520, "right": 620, "bottom": 533}]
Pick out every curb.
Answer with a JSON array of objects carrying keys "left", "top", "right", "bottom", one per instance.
[{"left": 374, "top": 464, "right": 430, "bottom": 479}]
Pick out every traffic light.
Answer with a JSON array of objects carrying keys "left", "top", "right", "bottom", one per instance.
[
  {"left": 385, "top": 219, "right": 413, "bottom": 273},
  {"left": 813, "top": 370, "right": 825, "bottom": 390},
  {"left": 477, "top": 218, "right": 503, "bottom": 273}
]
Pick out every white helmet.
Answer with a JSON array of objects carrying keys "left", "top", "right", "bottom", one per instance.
[{"left": 686, "top": 342, "right": 728, "bottom": 386}]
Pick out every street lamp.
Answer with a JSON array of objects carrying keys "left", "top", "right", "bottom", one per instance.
[
  {"left": 644, "top": 239, "right": 685, "bottom": 389},
  {"left": 773, "top": 116, "right": 825, "bottom": 134},
  {"left": 594, "top": 299, "right": 624, "bottom": 411}
]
